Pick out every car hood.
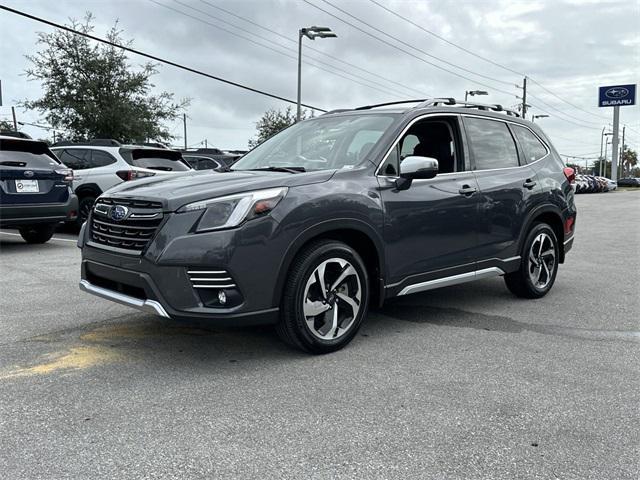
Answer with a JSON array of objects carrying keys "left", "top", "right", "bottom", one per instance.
[{"left": 101, "top": 169, "right": 336, "bottom": 211}]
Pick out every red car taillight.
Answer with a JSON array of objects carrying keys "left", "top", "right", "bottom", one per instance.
[
  {"left": 563, "top": 167, "right": 576, "bottom": 184},
  {"left": 55, "top": 168, "right": 74, "bottom": 184},
  {"left": 116, "top": 170, "right": 156, "bottom": 181}
]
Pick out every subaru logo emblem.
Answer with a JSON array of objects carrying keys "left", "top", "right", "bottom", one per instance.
[
  {"left": 24, "top": 170, "right": 34, "bottom": 178},
  {"left": 605, "top": 87, "right": 629, "bottom": 99},
  {"left": 110, "top": 205, "right": 129, "bottom": 222}
]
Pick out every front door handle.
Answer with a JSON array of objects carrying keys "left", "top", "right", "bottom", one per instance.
[
  {"left": 458, "top": 185, "right": 477, "bottom": 196},
  {"left": 523, "top": 179, "right": 537, "bottom": 189}
]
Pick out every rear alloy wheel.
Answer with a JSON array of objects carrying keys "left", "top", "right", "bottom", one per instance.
[
  {"left": 505, "top": 223, "right": 559, "bottom": 299},
  {"left": 277, "top": 240, "right": 369, "bottom": 353},
  {"left": 19, "top": 224, "right": 55, "bottom": 244}
]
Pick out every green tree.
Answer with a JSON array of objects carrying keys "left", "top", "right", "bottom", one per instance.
[
  {"left": 248, "top": 106, "right": 306, "bottom": 148},
  {"left": 621, "top": 147, "right": 637, "bottom": 176},
  {"left": 0, "top": 119, "right": 15, "bottom": 132},
  {"left": 22, "top": 13, "right": 188, "bottom": 143}
]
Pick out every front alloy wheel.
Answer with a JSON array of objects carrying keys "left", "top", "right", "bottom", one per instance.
[{"left": 277, "top": 240, "right": 369, "bottom": 354}]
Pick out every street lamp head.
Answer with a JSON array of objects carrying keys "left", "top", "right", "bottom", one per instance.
[
  {"left": 468, "top": 90, "right": 489, "bottom": 96},
  {"left": 301, "top": 26, "right": 337, "bottom": 40}
]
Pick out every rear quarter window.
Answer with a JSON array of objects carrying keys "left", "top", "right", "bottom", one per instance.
[{"left": 512, "top": 125, "right": 548, "bottom": 164}]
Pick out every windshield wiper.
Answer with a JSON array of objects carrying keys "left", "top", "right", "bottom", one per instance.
[{"left": 244, "top": 166, "right": 306, "bottom": 174}]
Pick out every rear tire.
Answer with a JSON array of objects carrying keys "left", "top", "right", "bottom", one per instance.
[
  {"left": 19, "top": 224, "right": 55, "bottom": 244},
  {"left": 76, "top": 195, "right": 96, "bottom": 228},
  {"left": 276, "top": 240, "right": 369, "bottom": 354},
  {"left": 505, "top": 223, "right": 559, "bottom": 299}
]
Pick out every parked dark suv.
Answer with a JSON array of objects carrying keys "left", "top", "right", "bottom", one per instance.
[
  {"left": 1, "top": 136, "right": 78, "bottom": 243},
  {"left": 77, "top": 99, "right": 576, "bottom": 353}
]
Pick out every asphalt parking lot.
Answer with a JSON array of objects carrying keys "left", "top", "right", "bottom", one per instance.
[{"left": 1, "top": 192, "right": 638, "bottom": 479}]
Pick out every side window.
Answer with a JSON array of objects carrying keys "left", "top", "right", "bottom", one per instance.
[
  {"left": 58, "top": 149, "right": 91, "bottom": 170},
  {"left": 512, "top": 125, "right": 548, "bottom": 164},
  {"left": 378, "top": 118, "right": 460, "bottom": 176},
  {"left": 198, "top": 158, "right": 217, "bottom": 170},
  {"left": 90, "top": 150, "right": 117, "bottom": 168},
  {"left": 464, "top": 117, "right": 519, "bottom": 170}
]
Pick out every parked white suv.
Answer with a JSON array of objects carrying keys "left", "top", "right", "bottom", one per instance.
[{"left": 51, "top": 140, "right": 192, "bottom": 225}]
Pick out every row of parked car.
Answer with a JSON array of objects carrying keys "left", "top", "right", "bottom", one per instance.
[
  {"left": 574, "top": 174, "right": 617, "bottom": 194},
  {"left": 0, "top": 136, "right": 240, "bottom": 243}
]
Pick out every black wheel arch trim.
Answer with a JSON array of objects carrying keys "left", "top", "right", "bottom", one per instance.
[
  {"left": 271, "top": 218, "right": 386, "bottom": 307},
  {"left": 75, "top": 183, "right": 103, "bottom": 198},
  {"left": 517, "top": 204, "right": 566, "bottom": 262}
]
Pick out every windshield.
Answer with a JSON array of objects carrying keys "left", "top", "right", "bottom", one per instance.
[{"left": 232, "top": 114, "right": 398, "bottom": 172}]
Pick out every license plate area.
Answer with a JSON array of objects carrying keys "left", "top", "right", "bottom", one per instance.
[{"left": 15, "top": 180, "right": 39, "bottom": 193}]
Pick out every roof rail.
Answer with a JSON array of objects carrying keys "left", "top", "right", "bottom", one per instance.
[
  {"left": 354, "top": 99, "right": 428, "bottom": 110},
  {"left": 414, "top": 98, "right": 520, "bottom": 117},
  {"left": 51, "top": 138, "right": 122, "bottom": 147},
  {"left": 351, "top": 98, "right": 520, "bottom": 117},
  {"left": 321, "top": 108, "right": 353, "bottom": 115}
]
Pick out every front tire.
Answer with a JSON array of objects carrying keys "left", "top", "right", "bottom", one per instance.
[
  {"left": 277, "top": 240, "right": 369, "bottom": 354},
  {"left": 19, "top": 224, "right": 55, "bottom": 244},
  {"left": 505, "top": 223, "right": 559, "bottom": 299}
]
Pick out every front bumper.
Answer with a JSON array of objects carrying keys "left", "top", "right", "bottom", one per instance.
[
  {"left": 79, "top": 211, "right": 285, "bottom": 326},
  {"left": 0, "top": 194, "right": 78, "bottom": 227}
]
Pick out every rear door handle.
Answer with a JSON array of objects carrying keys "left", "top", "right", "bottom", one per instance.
[
  {"left": 523, "top": 179, "right": 537, "bottom": 189},
  {"left": 458, "top": 185, "right": 477, "bottom": 196}
]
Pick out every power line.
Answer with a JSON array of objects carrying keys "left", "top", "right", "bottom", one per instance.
[
  {"left": 197, "top": 0, "right": 428, "bottom": 98},
  {"left": 366, "top": 0, "right": 612, "bottom": 123},
  {"left": 151, "top": 0, "right": 408, "bottom": 99},
  {"left": 0, "top": 4, "right": 327, "bottom": 112},
  {"left": 158, "top": 0, "right": 417, "bottom": 99},
  {"left": 312, "top": 0, "right": 517, "bottom": 90},
  {"left": 366, "top": 0, "right": 523, "bottom": 78}
]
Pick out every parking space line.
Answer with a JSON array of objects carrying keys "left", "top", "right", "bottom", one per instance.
[{"left": 0, "top": 231, "right": 77, "bottom": 243}]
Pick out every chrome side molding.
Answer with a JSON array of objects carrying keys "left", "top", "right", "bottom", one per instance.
[
  {"left": 79, "top": 279, "right": 170, "bottom": 318},
  {"left": 398, "top": 267, "right": 506, "bottom": 296}
]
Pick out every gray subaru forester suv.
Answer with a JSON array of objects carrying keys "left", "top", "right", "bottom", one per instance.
[{"left": 78, "top": 99, "right": 577, "bottom": 353}]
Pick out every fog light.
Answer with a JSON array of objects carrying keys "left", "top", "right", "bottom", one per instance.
[{"left": 218, "top": 290, "right": 227, "bottom": 305}]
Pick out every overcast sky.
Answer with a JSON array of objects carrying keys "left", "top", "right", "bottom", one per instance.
[{"left": 1, "top": 0, "right": 638, "bottom": 162}]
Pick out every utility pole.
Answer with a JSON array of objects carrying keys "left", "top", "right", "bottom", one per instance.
[
  {"left": 599, "top": 127, "right": 605, "bottom": 177},
  {"left": 204, "top": 139, "right": 207, "bottom": 149},
  {"left": 619, "top": 126, "right": 626, "bottom": 177},
  {"left": 183, "top": 113, "right": 187, "bottom": 150},
  {"left": 521, "top": 77, "right": 528, "bottom": 119},
  {"left": 611, "top": 106, "right": 620, "bottom": 180},
  {"left": 11, "top": 106, "right": 17, "bottom": 130}
]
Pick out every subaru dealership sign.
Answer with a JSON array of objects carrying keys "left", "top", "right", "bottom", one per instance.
[{"left": 598, "top": 84, "right": 636, "bottom": 107}]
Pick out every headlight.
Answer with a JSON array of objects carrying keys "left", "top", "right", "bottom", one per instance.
[{"left": 179, "top": 187, "right": 288, "bottom": 232}]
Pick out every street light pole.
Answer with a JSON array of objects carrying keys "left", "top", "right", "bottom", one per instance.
[
  {"left": 296, "top": 26, "right": 336, "bottom": 122},
  {"left": 532, "top": 114, "right": 549, "bottom": 123},
  {"left": 296, "top": 31, "right": 303, "bottom": 122}
]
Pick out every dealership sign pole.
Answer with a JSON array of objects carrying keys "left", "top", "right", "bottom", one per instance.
[{"left": 598, "top": 84, "right": 636, "bottom": 180}]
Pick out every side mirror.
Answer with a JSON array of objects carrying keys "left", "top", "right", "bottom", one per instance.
[{"left": 396, "top": 156, "right": 438, "bottom": 190}]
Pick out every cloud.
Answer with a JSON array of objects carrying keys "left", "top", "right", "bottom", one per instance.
[{"left": 0, "top": 0, "right": 637, "bottom": 155}]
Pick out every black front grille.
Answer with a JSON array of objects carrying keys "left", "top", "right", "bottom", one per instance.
[
  {"left": 96, "top": 197, "right": 163, "bottom": 209},
  {"left": 89, "top": 198, "right": 163, "bottom": 252}
]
